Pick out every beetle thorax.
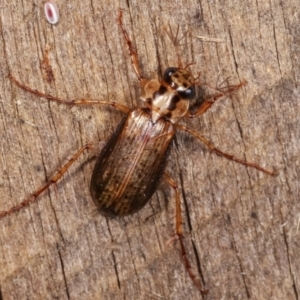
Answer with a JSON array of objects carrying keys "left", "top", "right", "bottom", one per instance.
[{"left": 140, "top": 68, "right": 196, "bottom": 123}]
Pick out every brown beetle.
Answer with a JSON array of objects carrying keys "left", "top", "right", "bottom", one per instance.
[{"left": 1, "top": 10, "right": 275, "bottom": 294}]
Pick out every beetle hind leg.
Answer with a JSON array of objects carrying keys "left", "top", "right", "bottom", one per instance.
[{"left": 163, "top": 173, "right": 208, "bottom": 295}]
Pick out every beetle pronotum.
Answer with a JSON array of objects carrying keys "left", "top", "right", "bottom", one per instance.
[{"left": 1, "top": 9, "right": 275, "bottom": 294}]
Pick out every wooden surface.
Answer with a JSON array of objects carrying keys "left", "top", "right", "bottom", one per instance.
[{"left": 0, "top": 1, "right": 299, "bottom": 299}]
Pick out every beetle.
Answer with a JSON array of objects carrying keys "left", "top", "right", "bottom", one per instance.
[{"left": 1, "top": 9, "right": 275, "bottom": 294}]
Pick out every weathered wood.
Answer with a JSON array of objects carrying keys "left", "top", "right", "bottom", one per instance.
[{"left": 0, "top": 1, "right": 299, "bottom": 299}]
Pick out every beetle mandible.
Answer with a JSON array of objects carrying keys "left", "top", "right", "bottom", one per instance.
[{"left": 1, "top": 9, "right": 276, "bottom": 294}]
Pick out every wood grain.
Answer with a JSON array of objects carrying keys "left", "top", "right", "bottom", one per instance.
[{"left": 0, "top": 1, "right": 299, "bottom": 299}]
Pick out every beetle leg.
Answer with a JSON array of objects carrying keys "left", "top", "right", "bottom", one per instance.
[
  {"left": 186, "top": 80, "right": 247, "bottom": 118},
  {"left": 163, "top": 173, "right": 208, "bottom": 295},
  {"left": 118, "top": 9, "right": 147, "bottom": 86},
  {"left": 0, "top": 143, "right": 93, "bottom": 219},
  {"left": 175, "top": 124, "right": 276, "bottom": 175},
  {"left": 8, "top": 75, "right": 130, "bottom": 113}
]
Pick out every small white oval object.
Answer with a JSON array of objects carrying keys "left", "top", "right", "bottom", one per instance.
[{"left": 44, "top": 1, "right": 59, "bottom": 25}]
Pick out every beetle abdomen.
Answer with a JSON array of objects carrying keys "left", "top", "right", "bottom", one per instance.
[{"left": 90, "top": 108, "right": 175, "bottom": 217}]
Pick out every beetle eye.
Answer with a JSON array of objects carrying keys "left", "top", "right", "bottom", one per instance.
[
  {"left": 163, "top": 67, "right": 177, "bottom": 84},
  {"left": 178, "top": 86, "right": 195, "bottom": 99}
]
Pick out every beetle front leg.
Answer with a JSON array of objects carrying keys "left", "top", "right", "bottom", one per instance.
[
  {"left": 118, "top": 9, "right": 147, "bottom": 86},
  {"left": 186, "top": 80, "right": 247, "bottom": 118},
  {"left": 163, "top": 173, "right": 208, "bottom": 295},
  {"left": 0, "top": 143, "right": 93, "bottom": 219}
]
